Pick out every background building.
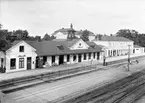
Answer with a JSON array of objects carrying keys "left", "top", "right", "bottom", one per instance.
[
  {"left": 133, "top": 45, "right": 145, "bottom": 54},
  {"left": 52, "top": 24, "right": 96, "bottom": 41},
  {"left": 93, "top": 35, "right": 134, "bottom": 57}
]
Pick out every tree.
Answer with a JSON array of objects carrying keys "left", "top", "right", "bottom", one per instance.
[
  {"left": 95, "top": 34, "right": 103, "bottom": 40},
  {"left": 0, "top": 40, "right": 11, "bottom": 51},
  {"left": 116, "top": 29, "right": 144, "bottom": 46},
  {"left": 80, "top": 30, "right": 89, "bottom": 41},
  {"left": 34, "top": 36, "right": 41, "bottom": 42},
  {"left": 12, "top": 29, "right": 28, "bottom": 40},
  {"left": 42, "top": 33, "right": 51, "bottom": 41},
  {"left": 0, "top": 24, "right": 2, "bottom": 30},
  {"left": 50, "top": 35, "right": 56, "bottom": 40}
]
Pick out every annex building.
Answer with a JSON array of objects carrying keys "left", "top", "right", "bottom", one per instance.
[
  {"left": 93, "top": 36, "right": 134, "bottom": 57},
  {"left": 0, "top": 39, "right": 103, "bottom": 73}
]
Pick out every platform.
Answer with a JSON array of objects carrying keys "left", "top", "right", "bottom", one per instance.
[
  {"left": 6, "top": 57, "right": 145, "bottom": 103},
  {"left": 0, "top": 53, "right": 144, "bottom": 82}
]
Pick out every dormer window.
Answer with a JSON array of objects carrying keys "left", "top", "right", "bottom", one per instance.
[
  {"left": 19, "top": 46, "right": 24, "bottom": 52},
  {"left": 57, "top": 45, "right": 64, "bottom": 50}
]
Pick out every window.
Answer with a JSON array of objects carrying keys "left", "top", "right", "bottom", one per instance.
[
  {"left": 52, "top": 56, "right": 55, "bottom": 63},
  {"left": 43, "top": 56, "right": 47, "bottom": 65},
  {"left": 73, "top": 55, "right": 76, "bottom": 61},
  {"left": 97, "top": 52, "right": 100, "bottom": 60},
  {"left": 19, "top": 58, "right": 24, "bottom": 68},
  {"left": 67, "top": 55, "right": 70, "bottom": 62},
  {"left": 84, "top": 53, "right": 86, "bottom": 60},
  {"left": 57, "top": 45, "right": 64, "bottom": 50},
  {"left": 10, "top": 58, "right": 16, "bottom": 69},
  {"left": 19, "top": 46, "right": 24, "bottom": 52},
  {"left": 89, "top": 53, "right": 91, "bottom": 59},
  {"left": 1, "top": 58, "right": 4, "bottom": 68},
  {"left": 93, "top": 52, "right": 96, "bottom": 59}
]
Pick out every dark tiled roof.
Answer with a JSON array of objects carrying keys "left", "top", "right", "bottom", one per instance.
[
  {"left": 29, "top": 40, "right": 103, "bottom": 56},
  {"left": 52, "top": 28, "right": 76, "bottom": 36},
  {"left": 95, "top": 36, "right": 132, "bottom": 41},
  {"left": 52, "top": 27, "right": 95, "bottom": 37},
  {"left": 75, "top": 30, "right": 95, "bottom": 36},
  {"left": 27, "top": 41, "right": 70, "bottom": 56},
  {"left": 59, "top": 39, "right": 80, "bottom": 47},
  {"left": 11, "top": 40, "right": 21, "bottom": 46},
  {"left": 86, "top": 41, "right": 103, "bottom": 51},
  {"left": 98, "top": 45, "right": 107, "bottom": 48},
  {"left": 10, "top": 40, "right": 103, "bottom": 56}
]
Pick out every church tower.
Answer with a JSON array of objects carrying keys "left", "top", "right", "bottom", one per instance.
[{"left": 67, "top": 23, "right": 75, "bottom": 40}]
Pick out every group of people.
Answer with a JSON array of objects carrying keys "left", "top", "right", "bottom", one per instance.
[{"left": 129, "top": 59, "right": 139, "bottom": 64}]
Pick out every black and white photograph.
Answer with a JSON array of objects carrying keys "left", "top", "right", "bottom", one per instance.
[{"left": 0, "top": 0, "right": 145, "bottom": 103}]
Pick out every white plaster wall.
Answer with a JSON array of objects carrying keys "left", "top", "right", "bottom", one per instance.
[
  {"left": 69, "top": 54, "right": 73, "bottom": 64},
  {"left": 54, "top": 32, "right": 67, "bottom": 39},
  {"left": 64, "top": 55, "right": 67, "bottom": 63},
  {"left": 134, "top": 48, "right": 144, "bottom": 54},
  {"left": 81, "top": 54, "right": 84, "bottom": 62},
  {"left": 89, "top": 36, "right": 95, "bottom": 41},
  {"left": 55, "top": 56, "right": 59, "bottom": 65},
  {"left": 5, "top": 41, "right": 37, "bottom": 73},
  {"left": 94, "top": 40, "right": 134, "bottom": 56},
  {"left": 47, "top": 56, "right": 51, "bottom": 66}
]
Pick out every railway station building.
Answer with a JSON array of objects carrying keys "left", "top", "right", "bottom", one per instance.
[
  {"left": 0, "top": 39, "right": 103, "bottom": 73},
  {"left": 31, "top": 39, "right": 103, "bottom": 68}
]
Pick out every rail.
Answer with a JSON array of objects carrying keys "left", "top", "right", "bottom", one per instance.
[
  {"left": 51, "top": 70, "right": 145, "bottom": 103},
  {"left": 0, "top": 55, "right": 145, "bottom": 94}
]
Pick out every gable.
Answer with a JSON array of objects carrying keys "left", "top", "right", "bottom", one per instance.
[
  {"left": 70, "top": 39, "right": 89, "bottom": 50},
  {"left": 6, "top": 41, "right": 36, "bottom": 53}
]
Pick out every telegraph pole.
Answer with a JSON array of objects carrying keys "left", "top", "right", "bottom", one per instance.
[{"left": 127, "top": 45, "right": 131, "bottom": 71}]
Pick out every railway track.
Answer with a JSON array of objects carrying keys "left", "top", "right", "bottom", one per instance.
[
  {"left": 57, "top": 69, "right": 145, "bottom": 103},
  {"left": 1, "top": 55, "right": 145, "bottom": 95}
]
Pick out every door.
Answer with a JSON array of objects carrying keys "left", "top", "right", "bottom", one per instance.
[
  {"left": 78, "top": 54, "right": 82, "bottom": 62},
  {"left": 97, "top": 52, "right": 100, "bottom": 60},
  {"left": 59, "top": 55, "right": 64, "bottom": 65},
  {"left": 1, "top": 58, "right": 3, "bottom": 68},
  {"left": 27, "top": 57, "right": 31, "bottom": 70}
]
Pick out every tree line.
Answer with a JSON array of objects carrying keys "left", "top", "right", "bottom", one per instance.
[
  {"left": 116, "top": 29, "right": 145, "bottom": 47},
  {"left": 1, "top": 24, "right": 145, "bottom": 51},
  {"left": 0, "top": 24, "right": 56, "bottom": 51}
]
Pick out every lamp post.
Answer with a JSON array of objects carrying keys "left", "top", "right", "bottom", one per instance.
[{"left": 127, "top": 45, "right": 131, "bottom": 71}]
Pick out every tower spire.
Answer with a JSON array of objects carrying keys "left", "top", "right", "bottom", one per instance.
[{"left": 70, "top": 23, "right": 73, "bottom": 28}]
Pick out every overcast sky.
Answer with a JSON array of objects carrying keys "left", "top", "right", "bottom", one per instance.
[{"left": 0, "top": 0, "right": 145, "bottom": 36}]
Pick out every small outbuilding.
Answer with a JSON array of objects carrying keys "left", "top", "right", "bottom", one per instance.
[{"left": 133, "top": 45, "right": 144, "bottom": 54}]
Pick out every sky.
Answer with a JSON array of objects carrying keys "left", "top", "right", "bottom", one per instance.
[{"left": 0, "top": 0, "right": 145, "bottom": 36}]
